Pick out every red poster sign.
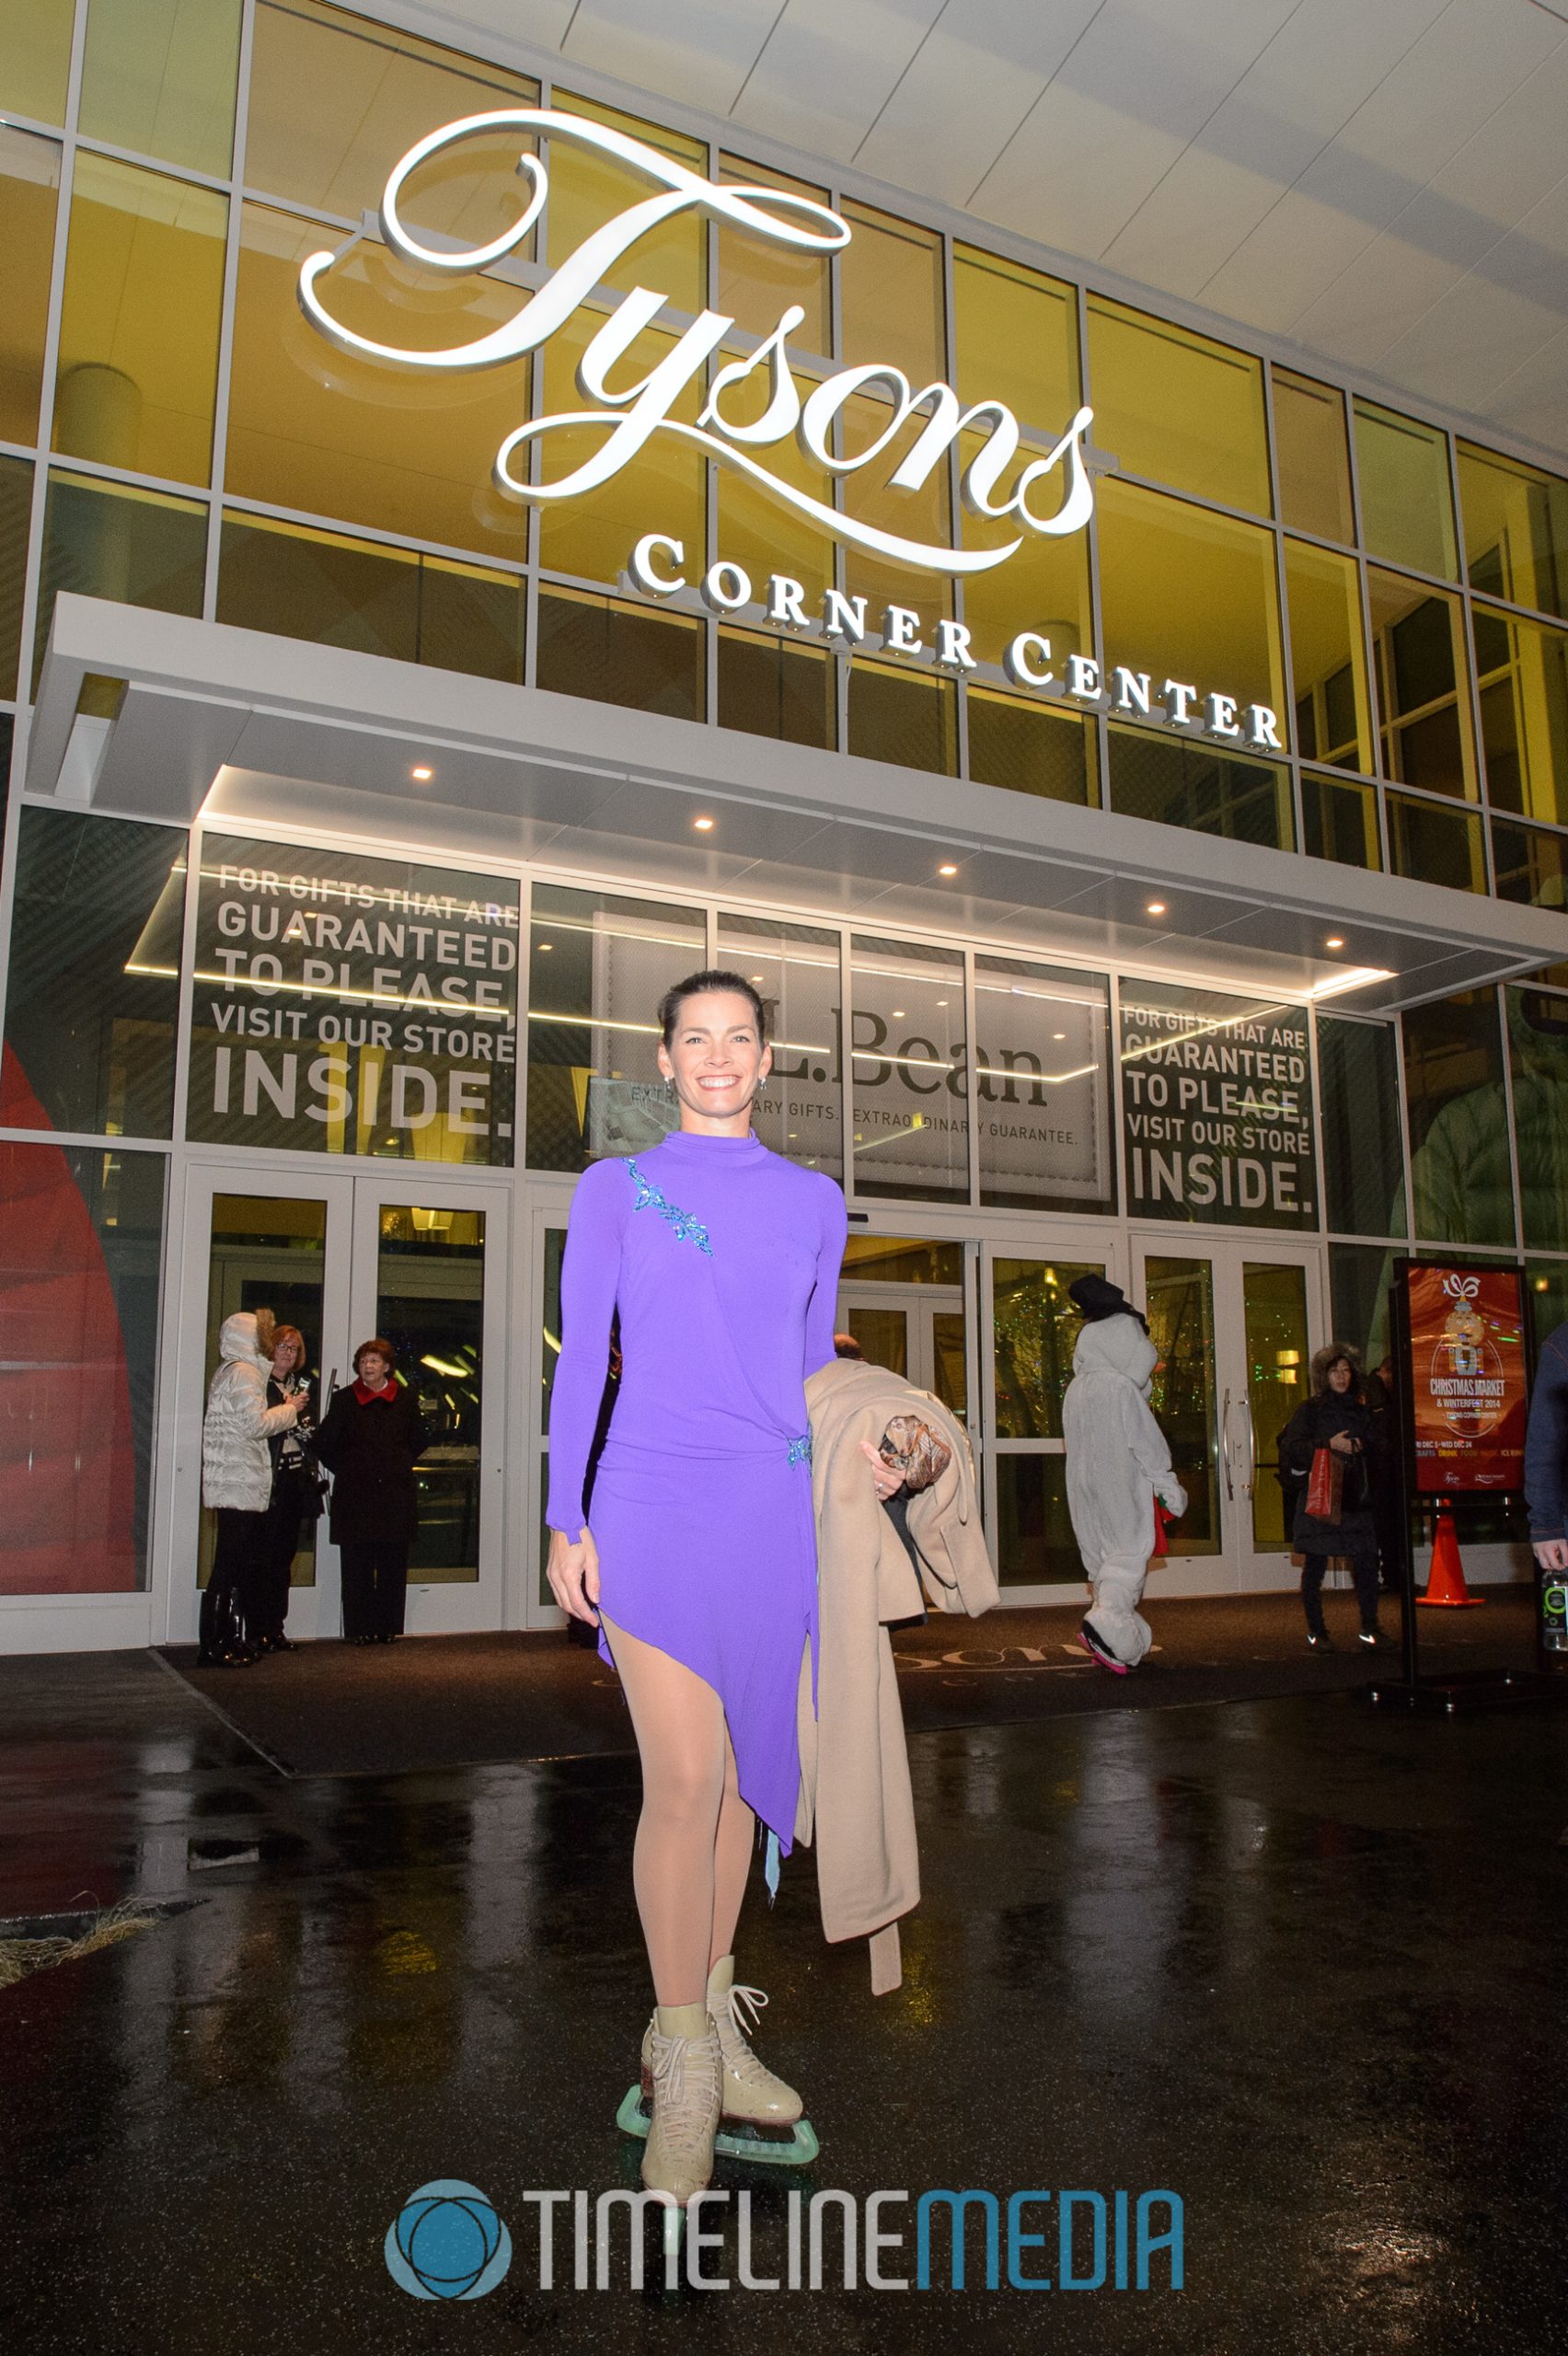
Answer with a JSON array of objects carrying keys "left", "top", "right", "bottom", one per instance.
[{"left": 1404, "top": 1265, "right": 1528, "bottom": 1495}]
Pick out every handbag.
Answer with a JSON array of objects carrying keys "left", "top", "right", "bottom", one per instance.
[
  {"left": 1305, "top": 1445, "right": 1343, "bottom": 1523},
  {"left": 880, "top": 1414, "right": 951, "bottom": 1494}
]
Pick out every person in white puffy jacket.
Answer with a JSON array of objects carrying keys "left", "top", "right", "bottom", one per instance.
[
  {"left": 1061, "top": 1276, "right": 1186, "bottom": 1674},
  {"left": 200, "top": 1308, "right": 302, "bottom": 1664}
]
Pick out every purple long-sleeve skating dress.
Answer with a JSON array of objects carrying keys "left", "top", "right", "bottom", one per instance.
[{"left": 546, "top": 1130, "right": 848, "bottom": 1857}]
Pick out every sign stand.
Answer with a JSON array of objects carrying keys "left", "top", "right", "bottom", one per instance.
[{"left": 1366, "top": 1260, "right": 1565, "bottom": 1715}]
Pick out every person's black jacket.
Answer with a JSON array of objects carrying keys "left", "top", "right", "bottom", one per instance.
[
  {"left": 1277, "top": 1391, "right": 1378, "bottom": 1555},
  {"left": 266, "top": 1379, "right": 325, "bottom": 1520},
  {"left": 314, "top": 1380, "right": 429, "bottom": 1545}
]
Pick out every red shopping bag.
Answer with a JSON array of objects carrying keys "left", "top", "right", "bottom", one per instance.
[{"left": 1305, "top": 1446, "right": 1343, "bottom": 1523}]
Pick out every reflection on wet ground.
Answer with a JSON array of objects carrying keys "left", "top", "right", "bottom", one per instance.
[{"left": 1, "top": 1648, "right": 1564, "bottom": 2350}]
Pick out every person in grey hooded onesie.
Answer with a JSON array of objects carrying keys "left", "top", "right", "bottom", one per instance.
[{"left": 1061, "top": 1276, "right": 1186, "bottom": 1672}]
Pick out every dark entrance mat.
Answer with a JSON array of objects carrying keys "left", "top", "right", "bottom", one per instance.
[{"left": 159, "top": 1586, "right": 1537, "bottom": 1777}]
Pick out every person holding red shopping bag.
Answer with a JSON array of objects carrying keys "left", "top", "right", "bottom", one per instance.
[{"left": 1276, "top": 1345, "right": 1387, "bottom": 1652}]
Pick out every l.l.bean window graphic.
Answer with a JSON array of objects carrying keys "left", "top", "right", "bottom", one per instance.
[
  {"left": 187, "top": 838, "right": 519, "bottom": 1164},
  {"left": 1119, "top": 981, "right": 1317, "bottom": 1229}
]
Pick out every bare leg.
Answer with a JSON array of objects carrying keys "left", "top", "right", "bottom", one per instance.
[
  {"left": 709, "top": 1728, "right": 755, "bottom": 1973},
  {"left": 602, "top": 1613, "right": 738, "bottom": 2006}
]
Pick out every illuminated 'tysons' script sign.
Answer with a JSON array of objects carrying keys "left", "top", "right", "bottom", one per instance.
[{"left": 297, "top": 109, "right": 1095, "bottom": 575}]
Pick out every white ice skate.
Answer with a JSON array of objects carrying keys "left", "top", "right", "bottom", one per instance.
[{"left": 617, "top": 1957, "right": 819, "bottom": 2169}]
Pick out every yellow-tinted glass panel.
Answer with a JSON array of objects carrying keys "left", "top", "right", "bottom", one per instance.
[
  {"left": 549, "top": 92, "right": 703, "bottom": 316},
  {"left": 0, "top": 127, "right": 61, "bottom": 446},
  {"left": 0, "top": 455, "right": 31, "bottom": 696},
  {"left": 35, "top": 470, "right": 206, "bottom": 687},
  {"left": 1285, "top": 539, "right": 1371, "bottom": 774},
  {"left": 226, "top": 204, "right": 531, "bottom": 560},
  {"left": 537, "top": 310, "right": 703, "bottom": 586},
  {"left": 1096, "top": 477, "right": 1285, "bottom": 732},
  {"left": 1387, "top": 791, "right": 1484, "bottom": 893},
  {"left": 718, "top": 155, "right": 830, "bottom": 355},
  {"left": 1367, "top": 568, "right": 1475, "bottom": 798},
  {"left": 961, "top": 430, "right": 1090, "bottom": 671},
  {"left": 1458, "top": 443, "right": 1568, "bottom": 623},
  {"left": 0, "top": 0, "right": 75, "bottom": 127},
  {"left": 1272, "top": 367, "right": 1354, "bottom": 545},
  {"left": 1472, "top": 603, "right": 1568, "bottom": 827},
  {"left": 79, "top": 0, "right": 241, "bottom": 179},
  {"left": 248, "top": 0, "right": 539, "bottom": 240},
  {"left": 953, "top": 246, "right": 1078, "bottom": 431},
  {"left": 1088, "top": 297, "right": 1270, "bottom": 515},
  {"left": 1354, "top": 398, "right": 1457, "bottom": 581},
  {"left": 1301, "top": 770, "right": 1379, "bottom": 870},
  {"left": 838, "top": 201, "right": 943, "bottom": 387},
  {"left": 841, "top": 393, "right": 952, "bottom": 622},
  {"left": 52, "top": 156, "right": 226, "bottom": 487},
  {"left": 713, "top": 355, "right": 835, "bottom": 606}
]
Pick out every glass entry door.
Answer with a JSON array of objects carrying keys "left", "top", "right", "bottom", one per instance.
[
  {"left": 1132, "top": 1237, "right": 1320, "bottom": 1588},
  {"left": 168, "top": 1164, "right": 507, "bottom": 1642}
]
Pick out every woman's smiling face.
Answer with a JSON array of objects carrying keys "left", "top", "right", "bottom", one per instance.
[{"left": 657, "top": 989, "right": 770, "bottom": 1128}]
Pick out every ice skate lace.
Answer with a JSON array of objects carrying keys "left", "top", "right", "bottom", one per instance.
[
  {"left": 714, "top": 1982, "right": 778, "bottom": 2087},
  {"left": 650, "top": 2028, "right": 721, "bottom": 2148}
]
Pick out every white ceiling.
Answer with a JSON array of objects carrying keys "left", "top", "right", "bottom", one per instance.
[{"left": 420, "top": 0, "right": 1568, "bottom": 467}]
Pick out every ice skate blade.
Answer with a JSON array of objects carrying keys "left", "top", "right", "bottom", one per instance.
[{"left": 616, "top": 2085, "right": 819, "bottom": 2167}]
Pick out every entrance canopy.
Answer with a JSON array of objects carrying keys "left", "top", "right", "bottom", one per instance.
[{"left": 28, "top": 592, "right": 1567, "bottom": 1014}]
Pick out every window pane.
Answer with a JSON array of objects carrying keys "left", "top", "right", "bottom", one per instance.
[
  {"left": 199, "top": 1193, "right": 326, "bottom": 1592},
  {"left": 188, "top": 836, "right": 519, "bottom": 1165},
  {"left": 226, "top": 205, "right": 533, "bottom": 561},
  {"left": 1, "top": 809, "right": 184, "bottom": 1138},
  {"left": 216, "top": 512, "right": 525, "bottom": 682},
  {"left": 1286, "top": 539, "right": 1372, "bottom": 773},
  {"left": 967, "top": 694, "right": 1094, "bottom": 807},
  {"left": 1386, "top": 791, "right": 1484, "bottom": 893},
  {"left": 1144, "top": 1256, "right": 1220, "bottom": 1552},
  {"left": 377, "top": 1205, "right": 487, "bottom": 1583},
  {"left": 35, "top": 471, "right": 206, "bottom": 683},
  {"left": 1528, "top": 1261, "right": 1568, "bottom": 1359},
  {"left": 847, "top": 662, "right": 956, "bottom": 774},
  {"left": 1458, "top": 443, "right": 1568, "bottom": 623},
  {"left": 1121, "top": 983, "right": 1317, "bottom": 1231},
  {"left": 714, "top": 367, "right": 835, "bottom": 606},
  {"left": 974, "top": 958, "right": 1113, "bottom": 1213},
  {"left": 0, "top": 127, "right": 61, "bottom": 445},
  {"left": 954, "top": 246, "right": 1078, "bottom": 435},
  {"left": 525, "top": 882, "right": 705, "bottom": 1172},
  {"left": 1354, "top": 398, "right": 1457, "bottom": 581},
  {"left": 716, "top": 912, "right": 842, "bottom": 1183},
  {"left": 0, "top": 0, "right": 74, "bottom": 125},
  {"left": 1096, "top": 477, "right": 1285, "bottom": 733},
  {"left": 1318, "top": 1016, "right": 1405, "bottom": 1237},
  {"left": 1088, "top": 298, "right": 1270, "bottom": 515},
  {"left": 536, "top": 587, "right": 703, "bottom": 722},
  {"left": 549, "top": 93, "right": 704, "bottom": 313},
  {"left": 1271, "top": 368, "right": 1354, "bottom": 545},
  {"left": 1492, "top": 815, "right": 1568, "bottom": 913},
  {"left": 717, "top": 629, "right": 835, "bottom": 750},
  {"left": 849, "top": 934, "right": 966, "bottom": 1203},
  {"left": 958, "top": 429, "right": 1091, "bottom": 672},
  {"left": 1472, "top": 602, "right": 1568, "bottom": 826},
  {"left": 839, "top": 200, "right": 942, "bottom": 386},
  {"left": 840, "top": 388, "right": 954, "bottom": 625},
  {"left": 80, "top": 0, "right": 240, "bottom": 179},
  {"left": 995, "top": 1454, "right": 1078, "bottom": 1584},
  {"left": 248, "top": 0, "right": 540, "bottom": 227},
  {"left": 1368, "top": 568, "right": 1475, "bottom": 798},
  {"left": 1301, "top": 770, "right": 1379, "bottom": 869},
  {"left": 1107, "top": 726, "right": 1293, "bottom": 849},
  {"left": 1245, "top": 1261, "right": 1310, "bottom": 1550},
  {"left": 718, "top": 155, "right": 830, "bottom": 354},
  {"left": 537, "top": 311, "right": 704, "bottom": 587},
  {"left": 0, "top": 456, "right": 31, "bottom": 698},
  {"left": 52, "top": 156, "right": 227, "bottom": 487},
  {"left": 1330, "top": 1241, "right": 1392, "bottom": 1369},
  {"left": 993, "top": 1257, "right": 1102, "bottom": 1439},
  {"left": 1508, "top": 988, "right": 1568, "bottom": 1253},
  {"left": 0, "top": 1139, "right": 165, "bottom": 1595},
  {"left": 1402, "top": 989, "right": 1514, "bottom": 1246}
]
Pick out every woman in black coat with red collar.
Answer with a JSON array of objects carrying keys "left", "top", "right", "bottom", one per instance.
[
  {"left": 314, "top": 1337, "right": 428, "bottom": 1645},
  {"left": 1276, "top": 1343, "right": 1385, "bottom": 1654}
]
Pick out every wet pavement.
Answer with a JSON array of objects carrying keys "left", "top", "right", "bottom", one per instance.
[{"left": 2, "top": 1646, "right": 1565, "bottom": 2352}]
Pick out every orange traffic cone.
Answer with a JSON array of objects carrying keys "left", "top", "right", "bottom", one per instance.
[{"left": 1416, "top": 1506, "right": 1484, "bottom": 1608}]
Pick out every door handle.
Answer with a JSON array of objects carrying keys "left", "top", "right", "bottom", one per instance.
[
  {"left": 1240, "top": 1392, "right": 1258, "bottom": 1497},
  {"left": 1220, "top": 1388, "right": 1234, "bottom": 1500}
]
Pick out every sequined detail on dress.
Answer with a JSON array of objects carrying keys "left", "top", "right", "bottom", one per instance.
[
  {"left": 786, "top": 1432, "right": 813, "bottom": 1467},
  {"left": 625, "top": 1157, "right": 713, "bottom": 1256}
]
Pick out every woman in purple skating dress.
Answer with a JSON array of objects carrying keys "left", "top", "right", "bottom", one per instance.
[{"left": 546, "top": 971, "right": 889, "bottom": 2214}]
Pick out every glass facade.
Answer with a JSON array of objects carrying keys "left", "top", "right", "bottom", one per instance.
[{"left": 0, "top": 2, "right": 1566, "bottom": 1623}]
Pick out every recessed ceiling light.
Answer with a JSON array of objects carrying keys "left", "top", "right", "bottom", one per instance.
[
  {"left": 751, "top": 974, "right": 765, "bottom": 982},
  {"left": 536, "top": 941, "right": 553, "bottom": 953},
  {"left": 410, "top": 764, "right": 433, "bottom": 781},
  {"left": 892, "top": 1009, "right": 905, "bottom": 1019},
  {"left": 1325, "top": 934, "right": 1344, "bottom": 950},
  {"left": 1053, "top": 1031, "right": 1066, "bottom": 1041},
  {"left": 938, "top": 862, "right": 958, "bottom": 876},
  {"left": 1146, "top": 900, "right": 1166, "bottom": 916},
  {"left": 694, "top": 815, "right": 715, "bottom": 831}
]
